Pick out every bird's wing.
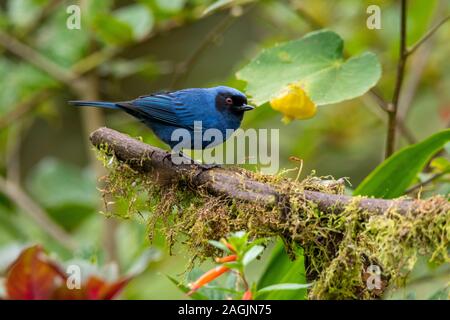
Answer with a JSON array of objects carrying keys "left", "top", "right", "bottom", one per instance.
[{"left": 117, "top": 93, "right": 196, "bottom": 129}]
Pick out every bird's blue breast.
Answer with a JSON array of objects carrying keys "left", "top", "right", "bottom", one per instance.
[{"left": 132, "top": 88, "right": 243, "bottom": 149}]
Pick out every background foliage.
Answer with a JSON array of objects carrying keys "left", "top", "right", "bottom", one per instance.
[{"left": 0, "top": 0, "right": 449, "bottom": 299}]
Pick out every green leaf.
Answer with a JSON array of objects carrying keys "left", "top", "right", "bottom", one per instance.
[
  {"left": 155, "top": 0, "right": 186, "bottom": 13},
  {"left": 257, "top": 240, "right": 307, "bottom": 300},
  {"left": 257, "top": 283, "right": 311, "bottom": 294},
  {"left": 27, "top": 158, "right": 97, "bottom": 208},
  {"left": 237, "top": 30, "right": 381, "bottom": 106},
  {"left": 115, "top": 4, "right": 154, "bottom": 41},
  {"left": 226, "top": 230, "right": 248, "bottom": 254},
  {"left": 7, "top": 0, "right": 47, "bottom": 29},
  {"left": 444, "top": 142, "right": 450, "bottom": 155},
  {"left": 92, "top": 14, "right": 134, "bottom": 45},
  {"left": 26, "top": 158, "right": 98, "bottom": 229},
  {"left": 36, "top": 9, "right": 89, "bottom": 67},
  {"left": 84, "top": 0, "right": 113, "bottom": 24},
  {"left": 166, "top": 275, "right": 209, "bottom": 300},
  {"left": 0, "top": 61, "right": 56, "bottom": 115},
  {"left": 203, "top": 0, "right": 234, "bottom": 15},
  {"left": 222, "top": 261, "right": 241, "bottom": 269},
  {"left": 208, "top": 240, "right": 230, "bottom": 252},
  {"left": 354, "top": 129, "right": 450, "bottom": 198},
  {"left": 203, "top": 0, "right": 255, "bottom": 16},
  {"left": 430, "top": 157, "right": 450, "bottom": 173},
  {"left": 126, "top": 248, "right": 161, "bottom": 277},
  {"left": 242, "top": 245, "right": 264, "bottom": 266},
  {"left": 428, "top": 287, "right": 449, "bottom": 300}
]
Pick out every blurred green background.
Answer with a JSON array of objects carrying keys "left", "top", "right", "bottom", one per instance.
[{"left": 0, "top": 0, "right": 449, "bottom": 299}]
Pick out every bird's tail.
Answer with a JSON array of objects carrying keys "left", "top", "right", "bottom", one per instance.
[{"left": 68, "top": 101, "right": 119, "bottom": 109}]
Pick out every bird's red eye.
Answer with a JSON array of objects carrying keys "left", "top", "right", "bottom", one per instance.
[{"left": 225, "top": 97, "right": 233, "bottom": 105}]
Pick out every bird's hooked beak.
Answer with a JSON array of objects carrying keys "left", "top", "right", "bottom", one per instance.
[{"left": 234, "top": 104, "right": 254, "bottom": 112}]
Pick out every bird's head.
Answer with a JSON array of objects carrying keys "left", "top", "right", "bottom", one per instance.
[{"left": 212, "top": 86, "right": 254, "bottom": 115}]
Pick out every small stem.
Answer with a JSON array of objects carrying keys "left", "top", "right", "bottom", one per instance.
[
  {"left": 0, "top": 90, "right": 52, "bottom": 130},
  {"left": 291, "top": 1, "right": 323, "bottom": 29},
  {"left": 405, "top": 171, "right": 448, "bottom": 194},
  {"left": 239, "top": 271, "right": 250, "bottom": 291},
  {"left": 385, "top": 0, "right": 408, "bottom": 158},
  {"left": 406, "top": 15, "right": 450, "bottom": 56},
  {"left": 0, "top": 30, "right": 76, "bottom": 85}
]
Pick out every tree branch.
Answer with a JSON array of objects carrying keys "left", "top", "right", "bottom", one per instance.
[
  {"left": 406, "top": 15, "right": 450, "bottom": 57},
  {"left": 0, "top": 30, "right": 76, "bottom": 86},
  {"left": 89, "top": 127, "right": 442, "bottom": 216},
  {"left": 405, "top": 171, "right": 448, "bottom": 194},
  {"left": 0, "top": 90, "right": 52, "bottom": 130},
  {"left": 385, "top": 0, "right": 408, "bottom": 158}
]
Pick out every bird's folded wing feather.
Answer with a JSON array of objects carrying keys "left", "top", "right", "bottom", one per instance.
[{"left": 117, "top": 93, "right": 196, "bottom": 129}]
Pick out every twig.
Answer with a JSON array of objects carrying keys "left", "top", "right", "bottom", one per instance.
[
  {"left": 367, "top": 88, "right": 390, "bottom": 113},
  {"left": 405, "top": 171, "right": 448, "bottom": 194},
  {"left": 406, "top": 15, "right": 450, "bottom": 57},
  {"left": 385, "top": 0, "right": 408, "bottom": 158},
  {"left": 89, "top": 127, "right": 447, "bottom": 216},
  {"left": 17, "top": 0, "right": 61, "bottom": 39},
  {"left": 71, "top": 18, "right": 189, "bottom": 77},
  {"left": 397, "top": 0, "right": 447, "bottom": 140},
  {"left": 0, "top": 30, "right": 76, "bottom": 86},
  {"left": 0, "top": 176, "right": 77, "bottom": 250},
  {"left": 0, "top": 90, "right": 52, "bottom": 130}
]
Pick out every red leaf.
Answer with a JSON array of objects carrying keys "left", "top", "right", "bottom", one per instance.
[
  {"left": 85, "top": 276, "right": 130, "bottom": 300},
  {"left": 6, "top": 245, "right": 66, "bottom": 300}
]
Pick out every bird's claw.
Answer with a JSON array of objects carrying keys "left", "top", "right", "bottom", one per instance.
[
  {"left": 167, "top": 150, "right": 221, "bottom": 170},
  {"left": 198, "top": 163, "right": 221, "bottom": 170}
]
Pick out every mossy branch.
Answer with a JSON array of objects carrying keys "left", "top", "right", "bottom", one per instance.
[
  {"left": 90, "top": 127, "right": 434, "bottom": 216},
  {"left": 90, "top": 127, "right": 449, "bottom": 299}
]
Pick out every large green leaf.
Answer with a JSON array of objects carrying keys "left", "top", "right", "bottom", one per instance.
[
  {"left": 7, "top": 0, "right": 47, "bottom": 29},
  {"left": 237, "top": 30, "right": 381, "bottom": 106},
  {"left": 92, "top": 14, "right": 134, "bottom": 45},
  {"left": 115, "top": 4, "right": 154, "bottom": 41},
  {"left": 354, "top": 129, "right": 450, "bottom": 198},
  {"left": 257, "top": 240, "right": 307, "bottom": 300},
  {"left": 155, "top": 0, "right": 186, "bottom": 13},
  {"left": 92, "top": 4, "right": 153, "bottom": 45},
  {"left": 36, "top": 9, "right": 89, "bottom": 68},
  {"left": 0, "top": 61, "right": 56, "bottom": 116}
]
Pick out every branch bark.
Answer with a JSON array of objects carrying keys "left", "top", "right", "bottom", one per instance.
[
  {"left": 386, "top": 0, "right": 408, "bottom": 158},
  {"left": 89, "top": 127, "right": 438, "bottom": 216}
]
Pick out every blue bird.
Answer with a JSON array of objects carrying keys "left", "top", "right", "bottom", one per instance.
[{"left": 69, "top": 86, "right": 253, "bottom": 151}]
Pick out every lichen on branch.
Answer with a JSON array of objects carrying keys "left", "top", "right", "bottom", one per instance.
[{"left": 91, "top": 127, "right": 449, "bottom": 300}]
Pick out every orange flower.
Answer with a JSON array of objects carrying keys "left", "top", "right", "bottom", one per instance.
[
  {"left": 215, "top": 255, "right": 237, "bottom": 263},
  {"left": 242, "top": 290, "right": 252, "bottom": 300},
  {"left": 188, "top": 266, "right": 230, "bottom": 295},
  {"left": 220, "top": 239, "right": 236, "bottom": 252}
]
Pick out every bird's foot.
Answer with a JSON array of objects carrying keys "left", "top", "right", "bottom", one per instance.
[
  {"left": 197, "top": 163, "right": 221, "bottom": 170},
  {"left": 171, "top": 151, "right": 221, "bottom": 170}
]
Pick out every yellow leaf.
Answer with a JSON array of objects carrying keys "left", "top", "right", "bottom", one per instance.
[{"left": 270, "top": 83, "right": 317, "bottom": 123}]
